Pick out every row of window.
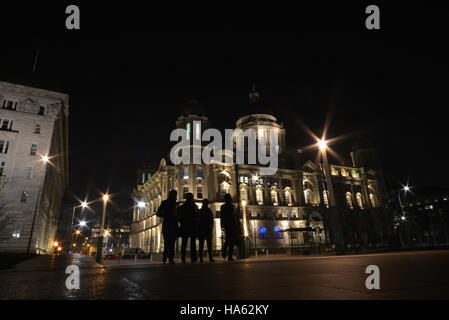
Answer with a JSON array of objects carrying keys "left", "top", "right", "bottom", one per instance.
[
  {"left": 2, "top": 99, "right": 46, "bottom": 115},
  {"left": 0, "top": 140, "right": 40, "bottom": 155},
  {"left": 331, "top": 166, "right": 360, "bottom": 178},
  {"left": 0, "top": 118, "right": 41, "bottom": 133},
  {"left": 182, "top": 166, "right": 204, "bottom": 180},
  {"left": 0, "top": 162, "right": 34, "bottom": 179}
]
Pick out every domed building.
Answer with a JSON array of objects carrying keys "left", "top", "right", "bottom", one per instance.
[{"left": 130, "top": 89, "right": 390, "bottom": 255}]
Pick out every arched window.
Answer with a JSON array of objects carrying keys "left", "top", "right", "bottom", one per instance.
[
  {"left": 303, "top": 180, "right": 314, "bottom": 205},
  {"left": 270, "top": 187, "right": 278, "bottom": 205},
  {"left": 284, "top": 188, "right": 293, "bottom": 206},
  {"left": 220, "top": 182, "right": 230, "bottom": 199},
  {"left": 256, "top": 186, "right": 264, "bottom": 205},
  {"left": 304, "top": 189, "right": 313, "bottom": 205},
  {"left": 369, "top": 187, "right": 378, "bottom": 208},
  {"left": 258, "top": 226, "right": 267, "bottom": 239},
  {"left": 345, "top": 192, "right": 354, "bottom": 209},
  {"left": 240, "top": 184, "right": 248, "bottom": 201},
  {"left": 274, "top": 226, "right": 283, "bottom": 239},
  {"left": 323, "top": 190, "right": 329, "bottom": 208},
  {"left": 356, "top": 192, "right": 364, "bottom": 209}
]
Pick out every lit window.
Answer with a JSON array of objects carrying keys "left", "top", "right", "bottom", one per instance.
[
  {"left": 197, "top": 186, "right": 203, "bottom": 199},
  {"left": 0, "top": 140, "right": 10, "bottom": 154},
  {"left": 34, "top": 124, "right": 41, "bottom": 134},
  {"left": 183, "top": 167, "right": 189, "bottom": 179},
  {"left": 323, "top": 190, "right": 329, "bottom": 208},
  {"left": 356, "top": 192, "right": 364, "bottom": 209},
  {"left": 285, "top": 189, "right": 293, "bottom": 206},
  {"left": 30, "top": 144, "right": 38, "bottom": 155},
  {"left": 196, "top": 166, "right": 204, "bottom": 179},
  {"left": 21, "top": 191, "right": 29, "bottom": 203},
  {"left": 240, "top": 186, "right": 248, "bottom": 201},
  {"left": 256, "top": 186, "right": 264, "bottom": 205},
  {"left": 425, "top": 205, "right": 433, "bottom": 210},
  {"left": 304, "top": 189, "right": 313, "bottom": 205},
  {"left": 271, "top": 189, "right": 278, "bottom": 205},
  {"left": 345, "top": 192, "right": 354, "bottom": 209},
  {"left": 341, "top": 168, "right": 349, "bottom": 177},
  {"left": 330, "top": 167, "right": 339, "bottom": 176},
  {"left": 183, "top": 186, "right": 189, "bottom": 199},
  {"left": 351, "top": 170, "right": 359, "bottom": 178}
]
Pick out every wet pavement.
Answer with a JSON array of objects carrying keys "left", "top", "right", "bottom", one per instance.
[{"left": 1, "top": 250, "right": 449, "bottom": 299}]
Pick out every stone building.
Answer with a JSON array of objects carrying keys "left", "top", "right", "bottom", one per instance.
[
  {"left": 130, "top": 91, "right": 390, "bottom": 254},
  {"left": 0, "top": 81, "right": 69, "bottom": 254}
]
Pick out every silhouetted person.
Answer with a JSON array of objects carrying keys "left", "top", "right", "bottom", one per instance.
[
  {"left": 220, "top": 194, "right": 241, "bottom": 261},
  {"left": 156, "top": 189, "right": 178, "bottom": 264},
  {"left": 178, "top": 193, "right": 199, "bottom": 263},
  {"left": 198, "top": 199, "right": 215, "bottom": 263}
]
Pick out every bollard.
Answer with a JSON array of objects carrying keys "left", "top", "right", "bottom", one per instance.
[
  {"left": 134, "top": 254, "right": 137, "bottom": 263},
  {"left": 266, "top": 249, "right": 269, "bottom": 257}
]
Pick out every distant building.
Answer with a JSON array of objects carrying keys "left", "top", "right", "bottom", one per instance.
[
  {"left": 0, "top": 81, "right": 69, "bottom": 254},
  {"left": 130, "top": 90, "right": 390, "bottom": 254}
]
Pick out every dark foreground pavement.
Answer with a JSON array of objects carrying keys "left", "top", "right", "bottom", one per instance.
[{"left": 1, "top": 250, "right": 449, "bottom": 299}]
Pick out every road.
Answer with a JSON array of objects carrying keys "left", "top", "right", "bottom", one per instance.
[{"left": 1, "top": 250, "right": 448, "bottom": 299}]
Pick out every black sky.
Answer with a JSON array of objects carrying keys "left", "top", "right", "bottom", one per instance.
[{"left": 1, "top": 3, "right": 448, "bottom": 220}]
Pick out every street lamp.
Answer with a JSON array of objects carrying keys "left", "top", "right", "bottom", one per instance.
[
  {"left": 96, "top": 193, "right": 110, "bottom": 263},
  {"left": 27, "top": 155, "right": 50, "bottom": 254},
  {"left": 71, "top": 200, "right": 89, "bottom": 252}
]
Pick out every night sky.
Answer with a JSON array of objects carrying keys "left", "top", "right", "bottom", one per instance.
[{"left": 1, "top": 3, "right": 448, "bottom": 223}]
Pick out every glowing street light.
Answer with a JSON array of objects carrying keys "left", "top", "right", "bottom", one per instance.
[
  {"left": 53, "top": 241, "right": 59, "bottom": 247},
  {"left": 81, "top": 201, "right": 88, "bottom": 209},
  {"left": 41, "top": 155, "right": 50, "bottom": 163},
  {"left": 97, "top": 193, "right": 110, "bottom": 263},
  {"left": 318, "top": 139, "right": 328, "bottom": 151},
  {"left": 79, "top": 220, "right": 87, "bottom": 227},
  {"left": 403, "top": 185, "right": 410, "bottom": 192}
]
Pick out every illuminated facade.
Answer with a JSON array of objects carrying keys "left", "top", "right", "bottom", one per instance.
[
  {"left": 131, "top": 92, "right": 389, "bottom": 253},
  {"left": 0, "top": 81, "right": 69, "bottom": 254}
]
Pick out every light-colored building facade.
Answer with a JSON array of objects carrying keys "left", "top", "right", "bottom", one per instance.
[
  {"left": 0, "top": 81, "right": 69, "bottom": 254},
  {"left": 131, "top": 94, "right": 388, "bottom": 254}
]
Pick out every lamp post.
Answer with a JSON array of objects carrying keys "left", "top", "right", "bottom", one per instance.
[
  {"left": 27, "top": 155, "right": 50, "bottom": 254},
  {"left": 317, "top": 139, "right": 344, "bottom": 255},
  {"left": 96, "top": 193, "right": 109, "bottom": 263},
  {"left": 396, "top": 185, "right": 410, "bottom": 247},
  {"left": 71, "top": 201, "right": 88, "bottom": 252}
]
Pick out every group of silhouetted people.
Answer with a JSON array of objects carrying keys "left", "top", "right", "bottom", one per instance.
[{"left": 156, "top": 190, "right": 241, "bottom": 264}]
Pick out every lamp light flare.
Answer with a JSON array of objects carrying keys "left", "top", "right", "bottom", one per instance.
[
  {"left": 318, "top": 139, "right": 328, "bottom": 151},
  {"left": 103, "top": 194, "right": 110, "bottom": 202},
  {"left": 403, "top": 186, "right": 410, "bottom": 192},
  {"left": 41, "top": 155, "right": 50, "bottom": 163},
  {"left": 79, "top": 220, "right": 87, "bottom": 227},
  {"left": 81, "top": 201, "right": 88, "bottom": 208}
]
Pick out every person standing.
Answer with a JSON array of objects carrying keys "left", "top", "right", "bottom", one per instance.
[
  {"left": 220, "top": 194, "right": 241, "bottom": 261},
  {"left": 156, "top": 189, "right": 178, "bottom": 264},
  {"left": 178, "top": 192, "right": 199, "bottom": 263},
  {"left": 198, "top": 199, "right": 215, "bottom": 263}
]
